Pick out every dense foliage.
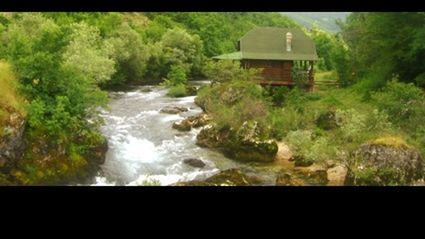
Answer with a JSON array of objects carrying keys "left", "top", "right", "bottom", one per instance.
[
  {"left": 340, "top": 12, "right": 425, "bottom": 88},
  {"left": 1, "top": 12, "right": 425, "bottom": 185}
]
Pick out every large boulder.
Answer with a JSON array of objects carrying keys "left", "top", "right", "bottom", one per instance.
[
  {"left": 196, "top": 121, "right": 278, "bottom": 163},
  {"left": 196, "top": 125, "right": 223, "bottom": 148},
  {"left": 160, "top": 106, "right": 188, "bottom": 114},
  {"left": 327, "top": 165, "right": 348, "bottom": 186},
  {"left": 172, "top": 120, "right": 192, "bottom": 132},
  {"left": 351, "top": 137, "right": 424, "bottom": 185},
  {"left": 275, "top": 142, "right": 293, "bottom": 162},
  {"left": 230, "top": 139, "right": 278, "bottom": 163},
  {"left": 174, "top": 168, "right": 263, "bottom": 186},
  {"left": 275, "top": 172, "right": 305, "bottom": 186},
  {"left": 229, "top": 121, "right": 278, "bottom": 162},
  {"left": 294, "top": 163, "right": 328, "bottom": 185}
]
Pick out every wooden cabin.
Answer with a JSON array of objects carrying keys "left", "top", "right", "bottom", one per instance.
[{"left": 213, "top": 27, "right": 318, "bottom": 90}]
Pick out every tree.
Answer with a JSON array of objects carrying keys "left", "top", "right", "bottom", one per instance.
[
  {"left": 62, "top": 22, "right": 116, "bottom": 84},
  {"left": 341, "top": 12, "right": 425, "bottom": 88},
  {"left": 160, "top": 27, "right": 204, "bottom": 75},
  {"left": 2, "top": 13, "right": 108, "bottom": 139},
  {"left": 105, "top": 23, "right": 150, "bottom": 85}
]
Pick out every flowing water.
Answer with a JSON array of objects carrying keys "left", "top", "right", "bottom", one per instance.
[{"left": 92, "top": 83, "right": 245, "bottom": 186}]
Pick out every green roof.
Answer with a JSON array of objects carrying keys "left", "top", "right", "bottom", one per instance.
[{"left": 213, "top": 27, "right": 318, "bottom": 61}]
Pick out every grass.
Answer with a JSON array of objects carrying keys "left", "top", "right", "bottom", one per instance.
[
  {"left": 371, "top": 136, "right": 411, "bottom": 149},
  {"left": 0, "top": 60, "right": 26, "bottom": 134},
  {"left": 315, "top": 70, "right": 338, "bottom": 82}
]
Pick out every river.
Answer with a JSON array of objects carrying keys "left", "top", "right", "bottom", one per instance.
[{"left": 92, "top": 83, "right": 247, "bottom": 186}]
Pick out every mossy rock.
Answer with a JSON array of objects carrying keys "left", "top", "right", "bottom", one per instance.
[
  {"left": 174, "top": 168, "right": 263, "bottom": 186},
  {"left": 197, "top": 123, "right": 278, "bottom": 163},
  {"left": 228, "top": 140, "right": 278, "bottom": 163},
  {"left": 350, "top": 139, "right": 424, "bottom": 185},
  {"left": 172, "top": 120, "right": 192, "bottom": 131}
]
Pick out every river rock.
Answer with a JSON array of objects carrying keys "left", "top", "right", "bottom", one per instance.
[
  {"left": 160, "top": 106, "right": 188, "bottom": 114},
  {"left": 174, "top": 168, "right": 262, "bottom": 186},
  {"left": 190, "top": 113, "right": 211, "bottom": 128},
  {"left": 141, "top": 86, "right": 153, "bottom": 93},
  {"left": 196, "top": 125, "right": 223, "bottom": 148},
  {"left": 275, "top": 172, "right": 305, "bottom": 186},
  {"left": 295, "top": 163, "right": 328, "bottom": 185},
  {"left": 172, "top": 120, "right": 192, "bottom": 131},
  {"left": 275, "top": 142, "right": 293, "bottom": 161},
  {"left": 173, "top": 113, "right": 211, "bottom": 132},
  {"left": 351, "top": 139, "right": 424, "bottom": 185},
  {"left": 327, "top": 165, "right": 348, "bottom": 186},
  {"left": 183, "top": 158, "right": 206, "bottom": 168}
]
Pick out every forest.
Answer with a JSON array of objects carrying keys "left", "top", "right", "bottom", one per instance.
[{"left": 0, "top": 12, "right": 424, "bottom": 186}]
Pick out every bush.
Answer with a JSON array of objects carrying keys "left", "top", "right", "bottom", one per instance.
[
  {"left": 267, "top": 107, "right": 307, "bottom": 140},
  {"left": 414, "top": 72, "right": 425, "bottom": 87},
  {"left": 163, "top": 65, "right": 187, "bottom": 87},
  {"left": 285, "top": 130, "right": 337, "bottom": 165},
  {"left": 263, "top": 86, "right": 290, "bottom": 106},
  {"left": 167, "top": 84, "right": 187, "bottom": 98},
  {"left": 203, "top": 60, "right": 260, "bottom": 85},
  {"left": 335, "top": 108, "right": 367, "bottom": 142},
  {"left": 371, "top": 79, "right": 425, "bottom": 129}
]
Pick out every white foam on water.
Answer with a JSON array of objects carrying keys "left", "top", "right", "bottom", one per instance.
[
  {"left": 91, "top": 176, "right": 116, "bottom": 186},
  {"left": 177, "top": 96, "right": 196, "bottom": 104},
  {"left": 135, "top": 110, "right": 159, "bottom": 119},
  {"left": 126, "top": 91, "right": 142, "bottom": 97},
  {"left": 119, "top": 136, "right": 158, "bottom": 163},
  {"left": 161, "top": 114, "right": 184, "bottom": 122},
  {"left": 127, "top": 168, "right": 220, "bottom": 186},
  {"left": 133, "top": 91, "right": 163, "bottom": 101}
]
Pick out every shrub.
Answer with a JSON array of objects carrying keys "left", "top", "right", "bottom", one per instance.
[
  {"left": 414, "top": 72, "right": 425, "bottom": 87},
  {"left": 285, "top": 130, "right": 313, "bottom": 153},
  {"left": 371, "top": 79, "right": 425, "bottom": 128},
  {"left": 267, "top": 107, "right": 307, "bottom": 140},
  {"left": 167, "top": 84, "right": 187, "bottom": 98},
  {"left": 165, "top": 65, "right": 187, "bottom": 86},
  {"left": 264, "top": 86, "right": 290, "bottom": 106},
  {"left": 335, "top": 108, "right": 367, "bottom": 142},
  {"left": 203, "top": 59, "right": 260, "bottom": 85}
]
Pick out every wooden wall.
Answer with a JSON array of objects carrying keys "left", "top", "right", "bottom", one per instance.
[{"left": 242, "top": 59, "right": 293, "bottom": 82}]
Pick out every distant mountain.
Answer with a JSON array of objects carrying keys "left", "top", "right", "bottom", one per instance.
[{"left": 281, "top": 12, "right": 351, "bottom": 33}]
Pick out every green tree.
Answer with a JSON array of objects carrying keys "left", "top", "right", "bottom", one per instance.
[
  {"left": 62, "top": 22, "right": 116, "bottom": 84},
  {"left": 105, "top": 23, "right": 150, "bottom": 85}
]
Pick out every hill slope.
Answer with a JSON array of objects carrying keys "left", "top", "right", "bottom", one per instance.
[{"left": 281, "top": 12, "right": 350, "bottom": 33}]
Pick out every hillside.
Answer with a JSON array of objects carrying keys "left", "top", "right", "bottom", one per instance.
[{"left": 281, "top": 12, "right": 350, "bottom": 33}]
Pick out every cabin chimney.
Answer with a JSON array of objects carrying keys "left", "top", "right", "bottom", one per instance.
[{"left": 286, "top": 32, "right": 292, "bottom": 52}]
